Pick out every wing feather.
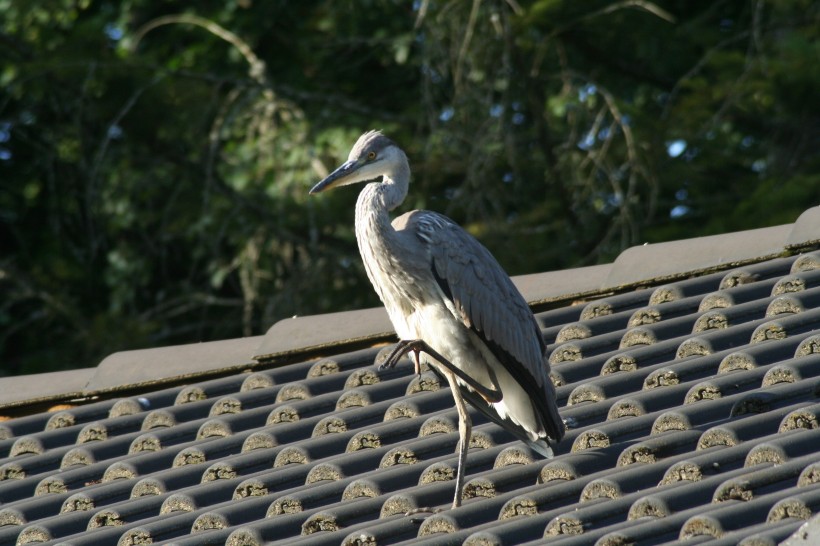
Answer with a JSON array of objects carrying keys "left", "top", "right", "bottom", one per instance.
[{"left": 408, "top": 211, "right": 563, "bottom": 442}]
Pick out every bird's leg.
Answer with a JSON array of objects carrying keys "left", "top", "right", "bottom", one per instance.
[
  {"left": 443, "top": 368, "right": 471, "bottom": 509},
  {"left": 404, "top": 368, "right": 471, "bottom": 519},
  {"left": 412, "top": 348, "right": 422, "bottom": 376},
  {"left": 379, "top": 339, "right": 502, "bottom": 403}
]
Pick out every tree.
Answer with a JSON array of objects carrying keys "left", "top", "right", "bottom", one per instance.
[{"left": 1, "top": 0, "right": 818, "bottom": 375}]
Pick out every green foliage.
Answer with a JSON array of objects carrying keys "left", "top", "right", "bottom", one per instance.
[{"left": 1, "top": 0, "right": 818, "bottom": 375}]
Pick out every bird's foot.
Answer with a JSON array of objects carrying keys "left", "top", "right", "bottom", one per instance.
[
  {"left": 406, "top": 506, "right": 446, "bottom": 523},
  {"left": 378, "top": 339, "right": 425, "bottom": 370}
]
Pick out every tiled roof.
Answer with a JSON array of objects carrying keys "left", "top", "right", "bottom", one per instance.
[{"left": 1, "top": 207, "right": 820, "bottom": 545}]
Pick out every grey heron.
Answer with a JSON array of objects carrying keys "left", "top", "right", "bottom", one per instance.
[{"left": 310, "top": 131, "right": 564, "bottom": 510}]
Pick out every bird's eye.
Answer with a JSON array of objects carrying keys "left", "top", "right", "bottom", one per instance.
[{"left": 367, "top": 151, "right": 377, "bottom": 161}]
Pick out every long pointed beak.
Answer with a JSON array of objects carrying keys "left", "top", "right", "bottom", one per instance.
[{"left": 309, "top": 160, "right": 359, "bottom": 194}]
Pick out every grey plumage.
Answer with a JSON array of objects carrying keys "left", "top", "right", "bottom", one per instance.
[{"left": 310, "top": 131, "right": 564, "bottom": 510}]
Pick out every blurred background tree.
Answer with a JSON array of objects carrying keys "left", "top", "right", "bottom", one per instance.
[{"left": 1, "top": 0, "right": 818, "bottom": 375}]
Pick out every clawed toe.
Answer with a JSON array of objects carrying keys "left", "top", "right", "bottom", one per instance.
[
  {"left": 378, "top": 354, "right": 400, "bottom": 370},
  {"left": 406, "top": 506, "right": 445, "bottom": 523},
  {"left": 378, "top": 339, "right": 418, "bottom": 371}
]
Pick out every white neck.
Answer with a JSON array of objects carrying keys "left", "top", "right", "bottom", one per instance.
[{"left": 353, "top": 153, "right": 411, "bottom": 303}]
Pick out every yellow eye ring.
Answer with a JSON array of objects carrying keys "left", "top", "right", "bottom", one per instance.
[{"left": 367, "top": 151, "right": 377, "bottom": 160}]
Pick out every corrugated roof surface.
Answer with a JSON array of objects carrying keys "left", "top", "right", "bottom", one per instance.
[{"left": 2, "top": 237, "right": 820, "bottom": 544}]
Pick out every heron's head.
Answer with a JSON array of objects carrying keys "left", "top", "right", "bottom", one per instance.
[{"left": 309, "top": 130, "right": 405, "bottom": 194}]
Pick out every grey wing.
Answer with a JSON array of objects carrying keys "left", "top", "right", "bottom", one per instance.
[{"left": 408, "top": 211, "right": 564, "bottom": 442}]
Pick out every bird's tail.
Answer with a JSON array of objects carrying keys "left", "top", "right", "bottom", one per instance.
[{"left": 526, "top": 436, "right": 555, "bottom": 458}]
